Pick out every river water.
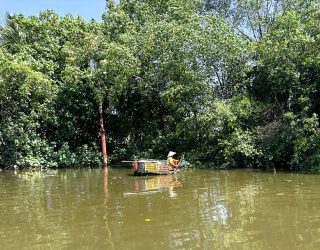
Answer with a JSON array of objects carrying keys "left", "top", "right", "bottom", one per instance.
[{"left": 1, "top": 168, "right": 320, "bottom": 249}]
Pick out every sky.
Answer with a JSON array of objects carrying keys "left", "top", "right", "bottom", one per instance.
[{"left": 0, "top": 0, "right": 107, "bottom": 21}]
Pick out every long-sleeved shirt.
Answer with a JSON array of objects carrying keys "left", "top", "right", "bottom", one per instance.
[{"left": 167, "top": 157, "right": 179, "bottom": 167}]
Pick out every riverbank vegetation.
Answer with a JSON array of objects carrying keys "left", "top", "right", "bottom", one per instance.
[{"left": 1, "top": 0, "right": 320, "bottom": 173}]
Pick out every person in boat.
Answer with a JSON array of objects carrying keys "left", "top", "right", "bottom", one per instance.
[{"left": 167, "top": 151, "right": 180, "bottom": 168}]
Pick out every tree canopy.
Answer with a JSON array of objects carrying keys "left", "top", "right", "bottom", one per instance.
[{"left": 1, "top": 0, "right": 320, "bottom": 173}]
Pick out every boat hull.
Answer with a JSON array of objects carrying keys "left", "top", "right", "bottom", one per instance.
[{"left": 133, "top": 160, "right": 176, "bottom": 175}]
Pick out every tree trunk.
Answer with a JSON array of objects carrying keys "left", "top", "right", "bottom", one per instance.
[{"left": 99, "top": 103, "right": 108, "bottom": 167}]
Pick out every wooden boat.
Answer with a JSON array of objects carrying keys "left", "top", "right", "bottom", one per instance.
[{"left": 132, "top": 160, "right": 178, "bottom": 175}]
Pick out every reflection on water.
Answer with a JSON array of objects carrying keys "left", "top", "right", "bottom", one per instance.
[
  {"left": 102, "top": 168, "right": 114, "bottom": 250},
  {"left": 124, "top": 174, "right": 181, "bottom": 198},
  {"left": 103, "top": 167, "right": 109, "bottom": 205},
  {"left": 1, "top": 168, "right": 320, "bottom": 249}
]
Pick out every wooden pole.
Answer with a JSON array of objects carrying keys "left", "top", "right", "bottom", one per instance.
[{"left": 99, "top": 103, "right": 108, "bottom": 167}]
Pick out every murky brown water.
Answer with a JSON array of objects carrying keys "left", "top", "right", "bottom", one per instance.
[{"left": 1, "top": 168, "right": 320, "bottom": 249}]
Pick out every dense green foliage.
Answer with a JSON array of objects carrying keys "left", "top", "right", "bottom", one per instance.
[{"left": 1, "top": 0, "right": 320, "bottom": 173}]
